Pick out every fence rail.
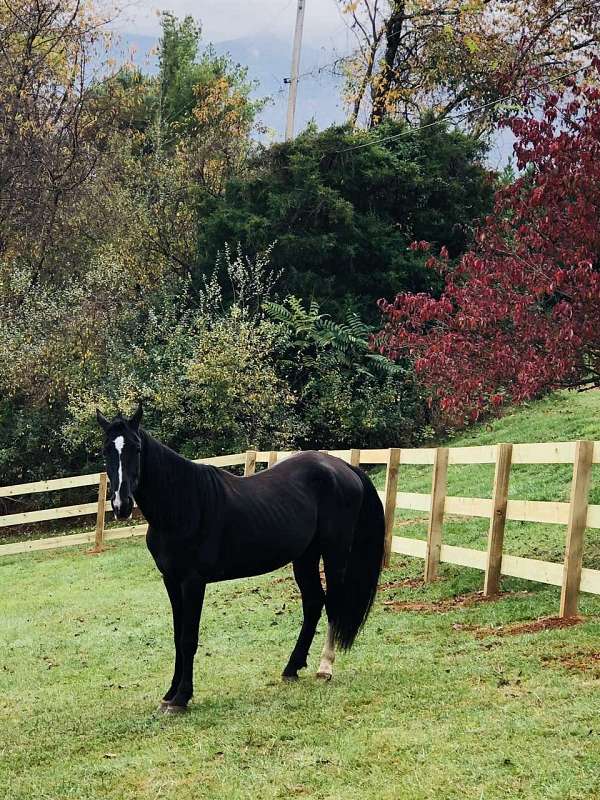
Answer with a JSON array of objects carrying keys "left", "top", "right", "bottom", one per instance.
[{"left": 1, "top": 442, "right": 599, "bottom": 618}]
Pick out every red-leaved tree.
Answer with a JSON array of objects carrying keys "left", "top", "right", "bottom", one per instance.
[{"left": 375, "top": 61, "right": 600, "bottom": 425}]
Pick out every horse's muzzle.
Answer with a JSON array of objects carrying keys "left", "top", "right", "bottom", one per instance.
[{"left": 112, "top": 495, "right": 134, "bottom": 521}]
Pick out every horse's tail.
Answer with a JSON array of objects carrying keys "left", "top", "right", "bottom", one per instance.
[{"left": 328, "top": 466, "right": 385, "bottom": 651}]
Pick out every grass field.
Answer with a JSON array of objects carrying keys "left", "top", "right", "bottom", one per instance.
[{"left": 3, "top": 390, "right": 600, "bottom": 799}]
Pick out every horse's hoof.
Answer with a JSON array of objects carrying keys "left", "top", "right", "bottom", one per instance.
[
  {"left": 282, "top": 674, "right": 299, "bottom": 682},
  {"left": 164, "top": 704, "right": 188, "bottom": 715},
  {"left": 156, "top": 700, "right": 172, "bottom": 713},
  {"left": 316, "top": 671, "right": 333, "bottom": 681}
]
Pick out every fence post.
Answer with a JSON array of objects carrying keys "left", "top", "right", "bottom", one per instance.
[
  {"left": 560, "top": 440, "right": 594, "bottom": 618},
  {"left": 93, "top": 472, "right": 108, "bottom": 552},
  {"left": 244, "top": 450, "right": 257, "bottom": 477},
  {"left": 484, "top": 443, "right": 513, "bottom": 596},
  {"left": 382, "top": 448, "right": 401, "bottom": 567},
  {"left": 350, "top": 448, "right": 360, "bottom": 467},
  {"left": 267, "top": 450, "right": 278, "bottom": 468},
  {"left": 424, "top": 447, "right": 449, "bottom": 583}
]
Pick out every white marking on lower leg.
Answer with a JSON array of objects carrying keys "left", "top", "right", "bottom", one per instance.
[
  {"left": 317, "top": 623, "right": 336, "bottom": 679},
  {"left": 113, "top": 435, "right": 124, "bottom": 510}
]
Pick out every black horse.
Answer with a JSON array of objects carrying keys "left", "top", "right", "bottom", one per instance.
[{"left": 96, "top": 405, "right": 385, "bottom": 713}]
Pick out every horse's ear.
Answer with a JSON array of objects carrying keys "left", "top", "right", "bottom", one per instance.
[
  {"left": 96, "top": 409, "right": 110, "bottom": 431},
  {"left": 129, "top": 402, "right": 143, "bottom": 430}
]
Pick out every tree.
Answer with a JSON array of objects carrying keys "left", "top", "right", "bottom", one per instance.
[
  {"left": 264, "top": 296, "right": 426, "bottom": 448},
  {"left": 340, "top": 0, "right": 600, "bottom": 133},
  {"left": 375, "top": 62, "right": 600, "bottom": 426},
  {"left": 102, "top": 13, "right": 261, "bottom": 277},
  {"left": 0, "top": 0, "right": 118, "bottom": 272},
  {"left": 115, "top": 14, "right": 259, "bottom": 170},
  {"left": 0, "top": 7, "right": 266, "bottom": 481},
  {"left": 195, "top": 121, "right": 493, "bottom": 319}
]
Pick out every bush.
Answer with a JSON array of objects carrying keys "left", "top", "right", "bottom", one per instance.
[
  {"left": 64, "top": 301, "right": 301, "bottom": 462},
  {"left": 0, "top": 244, "right": 429, "bottom": 485},
  {"left": 265, "top": 296, "right": 428, "bottom": 448},
  {"left": 169, "top": 311, "right": 301, "bottom": 456},
  {"left": 298, "top": 355, "right": 426, "bottom": 449},
  {"left": 195, "top": 121, "right": 493, "bottom": 320}
]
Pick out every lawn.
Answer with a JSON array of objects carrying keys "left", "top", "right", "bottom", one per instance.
[
  {"left": 3, "top": 389, "right": 600, "bottom": 799},
  {"left": 3, "top": 537, "right": 600, "bottom": 800}
]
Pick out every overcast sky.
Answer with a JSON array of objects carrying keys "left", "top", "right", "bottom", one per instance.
[{"left": 116, "top": 0, "right": 353, "bottom": 48}]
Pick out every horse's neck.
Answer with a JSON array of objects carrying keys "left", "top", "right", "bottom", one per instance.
[{"left": 135, "top": 430, "right": 201, "bottom": 529}]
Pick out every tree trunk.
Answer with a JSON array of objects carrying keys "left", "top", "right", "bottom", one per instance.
[{"left": 369, "top": 1, "right": 405, "bottom": 128}]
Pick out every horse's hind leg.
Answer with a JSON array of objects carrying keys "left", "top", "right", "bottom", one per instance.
[
  {"left": 282, "top": 544, "right": 325, "bottom": 681},
  {"left": 317, "top": 623, "right": 335, "bottom": 681},
  {"left": 315, "top": 505, "right": 360, "bottom": 682},
  {"left": 315, "top": 546, "right": 345, "bottom": 683}
]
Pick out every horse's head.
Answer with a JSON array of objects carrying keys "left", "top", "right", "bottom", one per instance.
[{"left": 96, "top": 403, "right": 143, "bottom": 520}]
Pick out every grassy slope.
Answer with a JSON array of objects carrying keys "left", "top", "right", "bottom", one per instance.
[
  {"left": 374, "top": 390, "right": 600, "bottom": 569},
  {"left": 2, "top": 390, "right": 600, "bottom": 800}
]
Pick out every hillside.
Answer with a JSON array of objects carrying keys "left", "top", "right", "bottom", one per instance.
[
  {"left": 378, "top": 390, "right": 600, "bottom": 570},
  {"left": 447, "top": 389, "right": 600, "bottom": 448}
]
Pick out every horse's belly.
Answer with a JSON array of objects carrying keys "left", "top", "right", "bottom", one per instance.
[
  {"left": 216, "top": 555, "right": 294, "bottom": 581},
  {"left": 217, "top": 524, "right": 313, "bottom": 580}
]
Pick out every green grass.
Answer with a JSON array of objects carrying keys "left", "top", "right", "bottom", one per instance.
[
  {"left": 3, "top": 541, "right": 600, "bottom": 800},
  {"left": 3, "top": 389, "right": 600, "bottom": 799}
]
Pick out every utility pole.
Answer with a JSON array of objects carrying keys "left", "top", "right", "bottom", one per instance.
[{"left": 285, "top": 0, "right": 306, "bottom": 141}]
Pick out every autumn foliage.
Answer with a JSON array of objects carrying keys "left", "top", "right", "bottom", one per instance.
[
  {"left": 341, "top": 0, "right": 600, "bottom": 133},
  {"left": 375, "top": 62, "right": 600, "bottom": 425}
]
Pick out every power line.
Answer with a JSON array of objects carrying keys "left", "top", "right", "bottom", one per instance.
[
  {"left": 332, "top": 61, "right": 592, "bottom": 154},
  {"left": 293, "top": 54, "right": 349, "bottom": 82},
  {"left": 251, "top": 0, "right": 297, "bottom": 40}
]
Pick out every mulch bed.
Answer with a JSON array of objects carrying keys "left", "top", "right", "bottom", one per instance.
[
  {"left": 383, "top": 591, "right": 586, "bottom": 639},
  {"left": 378, "top": 577, "right": 425, "bottom": 591},
  {"left": 541, "top": 649, "right": 600, "bottom": 673},
  {"left": 382, "top": 590, "right": 531, "bottom": 614},
  {"left": 453, "top": 615, "right": 584, "bottom": 638}
]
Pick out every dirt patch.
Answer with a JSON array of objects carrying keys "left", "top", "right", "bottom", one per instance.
[
  {"left": 453, "top": 616, "right": 584, "bottom": 638},
  {"left": 541, "top": 649, "right": 600, "bottom": 674},
  {"left": 383, "top": 590, "right": 531, "bottom": 614},
  {"left": 378, "top": 577, "right": 425, "bottom": 591},
  {"left": 384, "top": 600, "right": 445, "bottom": 612},
  {"left": 395, "top": 517, "right": 429, "bottom": 527}
]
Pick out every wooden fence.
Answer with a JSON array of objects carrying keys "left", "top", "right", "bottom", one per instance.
[{"left": 2, "top": 442, "right": 600, "bottom": 618}]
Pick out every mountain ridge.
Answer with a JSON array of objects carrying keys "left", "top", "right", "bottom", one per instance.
[{"left": 112, "top": 31, "right": 347, "bottom": 139}]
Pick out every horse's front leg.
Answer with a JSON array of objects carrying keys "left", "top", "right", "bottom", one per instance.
[
  {"left": 159, "top": 574, "right": 183, "bottom": 709},
  {"left": 166, "top": 574, "right": 206, "bottom": 714}
]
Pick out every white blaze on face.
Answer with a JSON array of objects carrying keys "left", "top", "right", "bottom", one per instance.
[{"left": 113, "top": 435, "right": 125, "bottom": 510}]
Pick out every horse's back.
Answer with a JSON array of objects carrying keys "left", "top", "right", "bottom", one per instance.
[{"left": 260, "top": 450, "right": 362, "bottom": 491}]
